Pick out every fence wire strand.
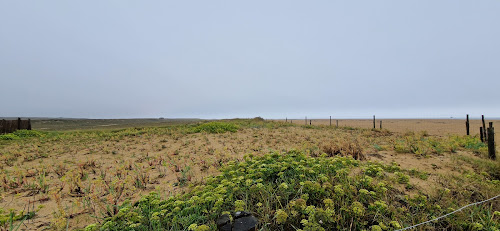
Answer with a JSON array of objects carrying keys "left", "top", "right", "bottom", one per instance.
[{"left": 396, "top": 194, "right": 500, "bottom": 231}]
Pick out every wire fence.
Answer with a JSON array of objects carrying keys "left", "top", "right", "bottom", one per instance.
[
  {"left": 282, "top": 118, "right": 500, "bottom": 137},
  {"left": 396, "top": 194, "right": 500, "bottom": 231}
]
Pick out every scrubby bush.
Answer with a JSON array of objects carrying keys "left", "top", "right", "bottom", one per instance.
[
  {"left": 191, "top": 122, "right": 239, "bottom": 134},
  {"left": 0, "top": 134, "right": 20, "bottom": 140},
  {"left": 12, "top": 129, "right": 44, "bottom": 138}
]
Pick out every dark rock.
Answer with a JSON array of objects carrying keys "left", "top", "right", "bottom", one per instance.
[
  {"left": 233, "top": 211, "right": 257, "bottom": 231},
  {"left": 217, "top": 214, "right": 231, "bottom": 231},
  {"left": 217, "top": 211, "right": 258, "bottom": 231}
]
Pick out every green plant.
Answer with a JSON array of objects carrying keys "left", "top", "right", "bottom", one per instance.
[
  {"left": 86, "top": 150, "right": 500, "bottom": 230},
  {"left": 0, "top": 134, "right": 20, "bottom": 140},
  {"left": 191, "top": 122, "right": 239, "bottom": 134}
]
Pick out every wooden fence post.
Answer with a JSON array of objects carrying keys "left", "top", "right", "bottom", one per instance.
[
  {"left": 305, "top": 117, "right": 307, "bottom": 125},
  {"left": 28, "top": 119, "right": 32, "bottom": 130},
  {"left": 373, "top": 115, "right": 376, "bottom": 129},
  {"left": 0, "top": 119, "right": 4, "bottom": 134},
  {"left": 330, "top": 116, "right": 331, "bottom": 126},
  {"left": 336, "top": 120, "right": 338, "bottom": 127},
  {"left": 487, "top": 122, "right": 496, "bottom": 160},
  {"left": 310, "top": 120, "right": 312, "bottom": 125},
  {"left": 480, "top": 127, "right": 484, "bottom": 142},
  {"left": 482, "top": 115, "right": 487, "bottom": 141},
  {"left": 380, "top": 121, "right": 382, "bottom": 129},
  {"left": 466, "top": 114, "right": 470, "bottom": 135},
  {"left": 17, "top": 117, "right": 21, "bottom": 130},
  {"left": 285, "top": 117, "right": 287, "bottom": 123}
]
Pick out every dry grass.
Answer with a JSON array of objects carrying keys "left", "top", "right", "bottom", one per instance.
[
  {"left": 0, "top": 119, "right": 498, "bottom": 230},
  {"left": 281, "top": 118, "right": 500, "bottom": 137}
]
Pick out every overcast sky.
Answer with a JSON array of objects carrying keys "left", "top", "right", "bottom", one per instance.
[{"left": 1, "top": 1, "right": 499, "bottom": 119}]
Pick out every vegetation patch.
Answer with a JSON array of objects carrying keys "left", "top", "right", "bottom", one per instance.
[
  {"left": 191, "top": 122, "right": 239, "bottom": 134},
  {"left": 0, "top": 129, "right": 45, "bottom": 141},
  {"left": 89, "top": 151, "right": 499, "bottom": 230}
]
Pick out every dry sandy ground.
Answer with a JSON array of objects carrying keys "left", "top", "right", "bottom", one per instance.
[
  {"left": 279, "top": 119, "right": 500, "bottom": 137},
  {"left": 0, "top": 121, "right": 498, "bottom": 230}
]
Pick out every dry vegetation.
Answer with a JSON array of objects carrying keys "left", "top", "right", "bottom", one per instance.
[
  {"left": 0, "top": 119, "right": 498, "bottom": 230},
  {"left": 283, "top": 118, "right": 500, "bottom": 137}
]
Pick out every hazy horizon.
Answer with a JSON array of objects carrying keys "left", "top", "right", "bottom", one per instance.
[{"left": 2, "top": 1, "right": 499, "bottom": 119}]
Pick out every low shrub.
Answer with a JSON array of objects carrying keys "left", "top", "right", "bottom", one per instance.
[
  {"left": 12, "top": 129, "right": 44, "bottom": 138},
  {"left": 0, "top": 134, "right": 20, "bottom": 140},
  {"left": 191, "top": 122, "right": 239, "bottom": 134},
  {"left": 87, "top": 150, "right": 499, "bottom": 230}
]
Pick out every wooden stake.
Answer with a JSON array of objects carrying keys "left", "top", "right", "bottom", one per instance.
[
  {"left": 285, "top": 117, "right": 287, "bottom": 123},
  {"left": 17, "top": 117, "right": 21, "bottom": 130},
  {"left": 373, "top": 115, "right": 376, "bottom": 129},
  {"left": 480, "top": 127, "right": 484, "bottom": 142},
  {"left": 330, "top": 116, "right": 331, "bottom": 126},
  {"left": 466, "top": 114, "right": 470, "bottom": 136},
  {"left": 482, "top": 115, "right": 487, "bottom": 141},
  {"left": 487, "top": 122, "right": 496, "bottom": 160},
  {"left": 380, "top": 121, "right": 382, "bottom": 129}
]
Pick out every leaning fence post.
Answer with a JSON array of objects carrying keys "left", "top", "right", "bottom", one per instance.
[
  {"left": 466, "top": 114, "right": 470, "bottom": 135},
  {"left": 480, "top": 127, "right": 484, "bottom": 142},
  {"left": 482, "top": 115, "right": 487, "bottom": 141},
  {"left": 487, "top": 122, "right": 496, "bottom": 160}
]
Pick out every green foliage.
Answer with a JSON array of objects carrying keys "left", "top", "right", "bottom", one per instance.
[
  {"left": 0, "top": 134, "right": 20, "bottom": 140},
  {"left": 191, "top": 122, "right": 239, "bottom": 134},
  {"left": 87, "top": 151, "right": 499, "bottom": 230},
  {"left": 0, "top": 208, "right": 36, "bottom": 229},
  {"left": 12, "top": 129, "right": 44, "bottom": 138},
  {"left": 394, "top": 134, "right": 487, "bottom": 156},
  {"left": 0, "top": 130, "right": 45, "bottom": 141}
]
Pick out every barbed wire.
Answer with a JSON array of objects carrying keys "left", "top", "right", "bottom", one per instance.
[{"left": 396, "top": 193, "right": 500, "bottom": 231}]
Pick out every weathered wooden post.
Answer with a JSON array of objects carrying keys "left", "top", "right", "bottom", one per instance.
[
  {"left": 482, "top": 115, "right": 487, "bottom": 141},
  {"left": 0, "top": 119, "right": 4, "bottom": 134},
  {"left": 305, "top": 116, "right": 307, "bottom": 125},
  {"left": 309, "top": 120, "right": 312, "bottom": 125},
  {"left": 330, "top": 116, "right": 331, "bottom": 126},
  {"left": 286, "top": 117, "right": 287, "bottom": 123},
  {"left": 28, "top": 119, "right": 32, "bottom": 130},
  {"left": 466, "top": 114, "right": 470, "bottom": 136},
  {"left": 380, "top": 121, "right": 382, "bottom": 129},
  {"left": 17, "top": 117, "right": 21, "bottom": 130},
  {"left": 487, "top": 122, "right": 496, "bottom": 160},
  {"left": 480, "top": 127, "right": 484, "bottom": 142},
  {"left": 373, "top": 115, "right": 376, "bottom": 129}
]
